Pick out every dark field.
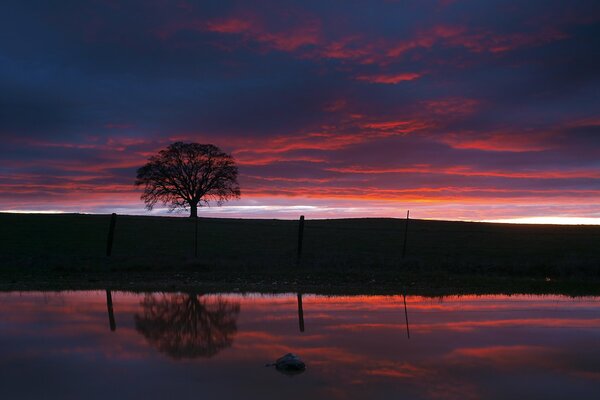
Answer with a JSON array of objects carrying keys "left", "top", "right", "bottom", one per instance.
[{"left": 1, "top": 213, "right": 600, "bottom": 294}]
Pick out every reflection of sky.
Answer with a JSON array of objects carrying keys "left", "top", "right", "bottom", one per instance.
[{"left": 0, "top": 292, "right": 599, "bottom": 399}]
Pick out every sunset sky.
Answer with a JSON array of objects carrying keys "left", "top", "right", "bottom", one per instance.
[{"left": 1, "top": 0, "right": 599, "bottom": 222}]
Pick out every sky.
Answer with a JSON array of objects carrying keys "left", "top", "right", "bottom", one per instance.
[{"left": 1, "top": 0, "right": 599, "bottom": 222}]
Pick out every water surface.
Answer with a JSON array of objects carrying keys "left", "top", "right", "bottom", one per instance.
[{"left": 1, "top": 292, "right": 599, "bottom": 399}]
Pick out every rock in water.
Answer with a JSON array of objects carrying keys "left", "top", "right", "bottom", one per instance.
[{"left": 274, "top": 353, "right": 306, "bottom": 372}]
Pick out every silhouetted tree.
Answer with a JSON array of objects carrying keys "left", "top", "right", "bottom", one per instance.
[
  {"left": 135, "top": 142, "right": 240, "bottom": 218},
  {"left": 135, "top": 293, "right": 240, "bottom": 359}
]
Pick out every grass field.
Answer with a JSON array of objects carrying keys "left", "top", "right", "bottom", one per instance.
[{"left": 1, "top": 212, "right": 600, "bottom": 293}]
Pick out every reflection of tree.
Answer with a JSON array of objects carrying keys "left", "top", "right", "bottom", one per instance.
[{"left": 135, "top": 294, "right": 240, "bottom": 359}]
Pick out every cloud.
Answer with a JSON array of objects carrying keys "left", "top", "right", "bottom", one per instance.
[
  {"left": 438, "top": 132, "right": 555, "bottom": 152},
  {"left": 356, "top": 72, "right": 423, "bottom": 84}
]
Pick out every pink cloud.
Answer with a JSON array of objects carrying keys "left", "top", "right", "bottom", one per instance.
[
  {"left": 356, "top": 72, "right": 423, "bottom": 84},
  {"left": 439, "top": 132, "right": 556, "bottom": 152}
]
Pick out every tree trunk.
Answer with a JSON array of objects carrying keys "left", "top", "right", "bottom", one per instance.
[{"left": 189, "top": 202, "right": 198, "bottom": 218}]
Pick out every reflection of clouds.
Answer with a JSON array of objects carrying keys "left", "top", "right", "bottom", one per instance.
[
  {"left": 446, "top": 345, "right": 600, "bottom": 382},
  {"left": 366, "top": 364, "right": 428, "bottom": 379},
  {"left": 1, "top": 292, "right": 599, "bottom": 399},
  {"left": 326, "top": 318, "right": 600, "bottom": 333},
  {"left": 135, "top": 293, "right": 240, "bottom": 359},
  {"left": 233, "top": 294, "right": 600, "bottom": 399},
  {"left": 446, "top": 345, "right": 560, "bottom": 368}
]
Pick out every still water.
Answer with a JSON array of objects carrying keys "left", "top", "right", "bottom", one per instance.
[{"left": 0, "top": 291, "right": 599, "bottom": 399}]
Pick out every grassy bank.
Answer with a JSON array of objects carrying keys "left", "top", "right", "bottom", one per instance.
[{"left": 1, "top": 213, "right": 600, "bottom": 294}]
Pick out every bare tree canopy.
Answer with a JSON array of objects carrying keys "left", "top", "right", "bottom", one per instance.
[{"left": 135, "top": 142, "right": 240, "bottom": 217}]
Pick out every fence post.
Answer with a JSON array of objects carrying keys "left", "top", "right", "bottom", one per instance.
[
  {"left": 297, "top": 215, "right": 305, "bottom": 260},
  {"left": 106, "top": 213, "right": 117, "bottom": 257},
  {"left": 402, "top": 210, "right": 410, "bottom": 259}
]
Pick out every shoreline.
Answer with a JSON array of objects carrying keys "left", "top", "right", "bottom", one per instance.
[{"left": 2, "top": 268, "right": 599, "bottom": 296}]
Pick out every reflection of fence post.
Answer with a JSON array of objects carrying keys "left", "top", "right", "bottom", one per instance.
[
  {"left": 403, "top": 294, "right": 410, "bottom": 339},
  {"left": 297, "top": 293, "right": 305, "bottom": 333},
  {"left": 297, "top": 215, "right": 305, "bottom": 260},
  {"left": 402, "top": 210, "right": 410, "bottom": 259},
  {"left": 194, "top": 216, "right": 198, "bottom": 258},
  {"left": 106, "top": 290, "right": 116, "bottom": 332},
  {"left": 106, "top": 213, "right": 117, "bottom": 257}
]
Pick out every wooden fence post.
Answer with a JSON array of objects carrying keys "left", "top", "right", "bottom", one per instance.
[
  {"left": 297, "top": 215, "right": 305, "bottom": 260},
  {"left": 402, "top": 210, "right": 410, "bottom": 259},
  {"left": 106, "top": 213, "right": 117, "bottom": 257}
]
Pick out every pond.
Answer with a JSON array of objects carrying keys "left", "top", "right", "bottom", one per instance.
[{"left": 1, "top": 291, "right": 599, "bottom": 399}]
